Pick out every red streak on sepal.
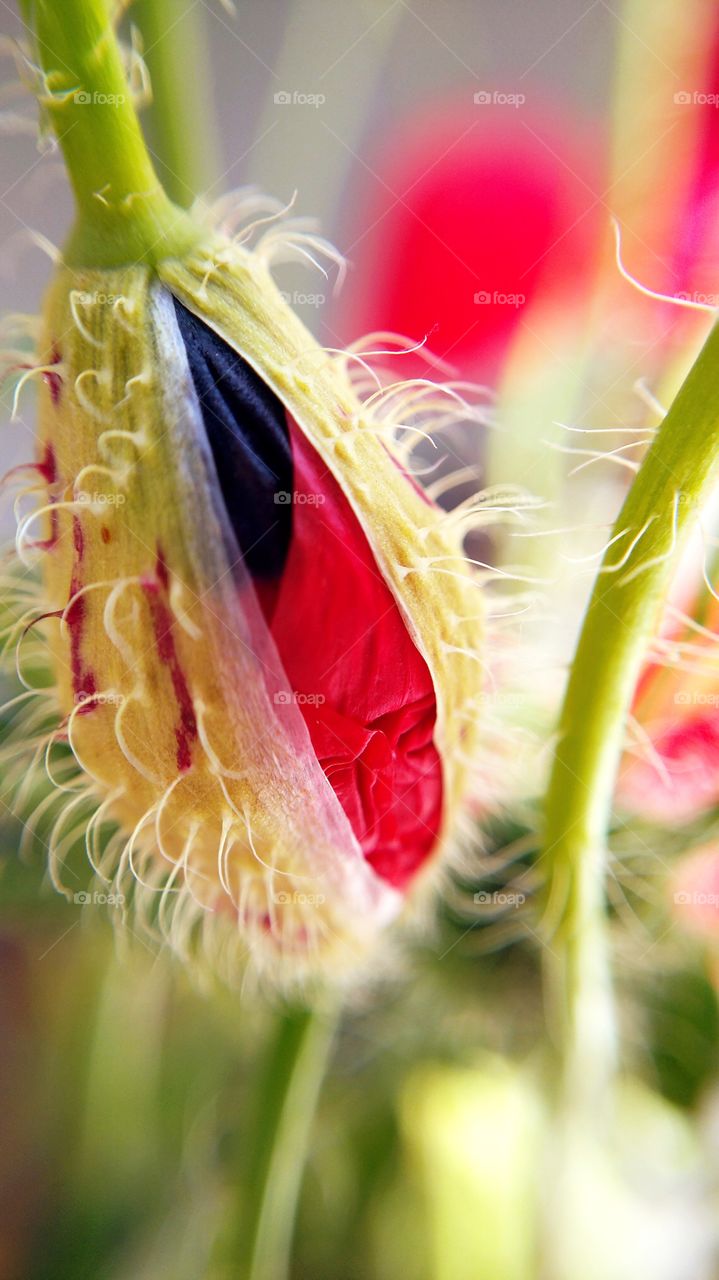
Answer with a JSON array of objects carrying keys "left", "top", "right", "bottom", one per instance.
[
  {"left": 141, "top": 548, "right": 198, "bottom": 773},
  {"left": 42, "top": 346, "right": 63, "bottom": 407},
  {"left": 26, "top": 442, "right": 60, "bottom": 552}
]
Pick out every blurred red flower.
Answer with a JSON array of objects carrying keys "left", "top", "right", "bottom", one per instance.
[{"left": 337, "top": 94, "right": 605, "bottom": 375}]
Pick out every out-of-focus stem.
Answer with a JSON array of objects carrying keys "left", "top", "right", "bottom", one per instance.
[
  {"left": 242, "top": 1005, "right": 338, "bottom": 1280},
  {"left": 132, "top": 0, "right": 220, "bottom": 206}
]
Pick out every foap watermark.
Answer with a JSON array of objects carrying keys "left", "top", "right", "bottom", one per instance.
[
  {"left": 74, "top": 291, "right": 122, "bottom": 306},
  {"left": 478, "top": 690, "right": 527, "bottom": 709},
  {"left": 674, "top": 691, "right": 719, "bottom": 707},
  {"left": 675, "top": 90, "right": 719, "bottom": 108},
  {"left": 675, "top": 290, "right": 719, "bottom": 307},
  {"left": 474, "top": 890, "right": 526, "bottom": 907},
  {"left": 75, "top": 690, "right": 123, "bottom": 708},
  {"left": 274, "top": 490, "right": 325, "bottom": 506},
  {"left": 74, "top": 889, "right": 125, "bottom": 907},
  {"left": 474, "top": 289, "right": 525, "bottom": 308},
  {"left": 274, "top": 89, "right": 325, "bottom": 109},
  {"left": 474, "top": 89, "right": 525, "bottom": 108},
  {"left": 274, "top": 690, "right": 326, "bottom": 707},
  {"left": 274, "top": 890, "right": 326, "bottom": 906},
  {"left": 74, "top": 90, "right": 126, "bottom": 107},
  {"left": 75, "top": 490, "right": 126, "bottom": 506},
  {"left": 674, "top": 890, "right": 719, "bottom": 908},
  {"left": 279, "top": 290, "right": 326, "bottom": 308}
]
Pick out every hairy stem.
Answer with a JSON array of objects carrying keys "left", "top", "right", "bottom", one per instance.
[
  {"left": 543, "top": 318, "right": 719, "bottom": 1106},
  {"left": 22, "top": 0, "right": 201, "bottom": 265}
]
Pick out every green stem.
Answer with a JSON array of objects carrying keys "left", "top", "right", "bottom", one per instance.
[
  {"left": 241, "top": 1005, "right": 338, "bottom": 1280},
  {"left": 543, "top": 319, "right": 719, "bottom": 1107},
  {"left": 131, "top": 0, "right": 220, "bottom": 206},
  {"left": 23, "top": 0, "right": 201, "bottom": 265}
]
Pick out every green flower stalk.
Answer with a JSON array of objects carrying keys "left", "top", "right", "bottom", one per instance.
[
  {"left": 22, "top": 0, "right": 200, "bottom": 266},
  {"left": 6, "top": 0, "right": 488, "bottom": 986},
  {"left": 543, "top": 321, "right": 719, "bottom": 1105}
]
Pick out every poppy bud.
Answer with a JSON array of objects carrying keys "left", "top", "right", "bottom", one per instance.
[{"left": 10, "top": 213, "right": 484, "bottom": 984}]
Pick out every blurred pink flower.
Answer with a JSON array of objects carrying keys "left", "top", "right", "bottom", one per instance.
[
  {"left": 670, "top": 844, "right": 719, "bottom": 937},
  {"left": 619, "top": 535, "right": 719, "bottom": 825}
]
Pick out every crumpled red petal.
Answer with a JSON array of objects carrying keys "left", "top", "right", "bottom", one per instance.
[{"left": 265, "top": 414, "right": 443, "bottom": 889}]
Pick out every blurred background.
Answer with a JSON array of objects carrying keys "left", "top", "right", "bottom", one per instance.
[{"left": 3, "top": 1, "right": 719, "bottom": 1277}]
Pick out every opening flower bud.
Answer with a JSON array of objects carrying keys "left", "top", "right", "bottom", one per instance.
[{"left": 10, "top": 215, "right": 485, "bottom": 985}]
